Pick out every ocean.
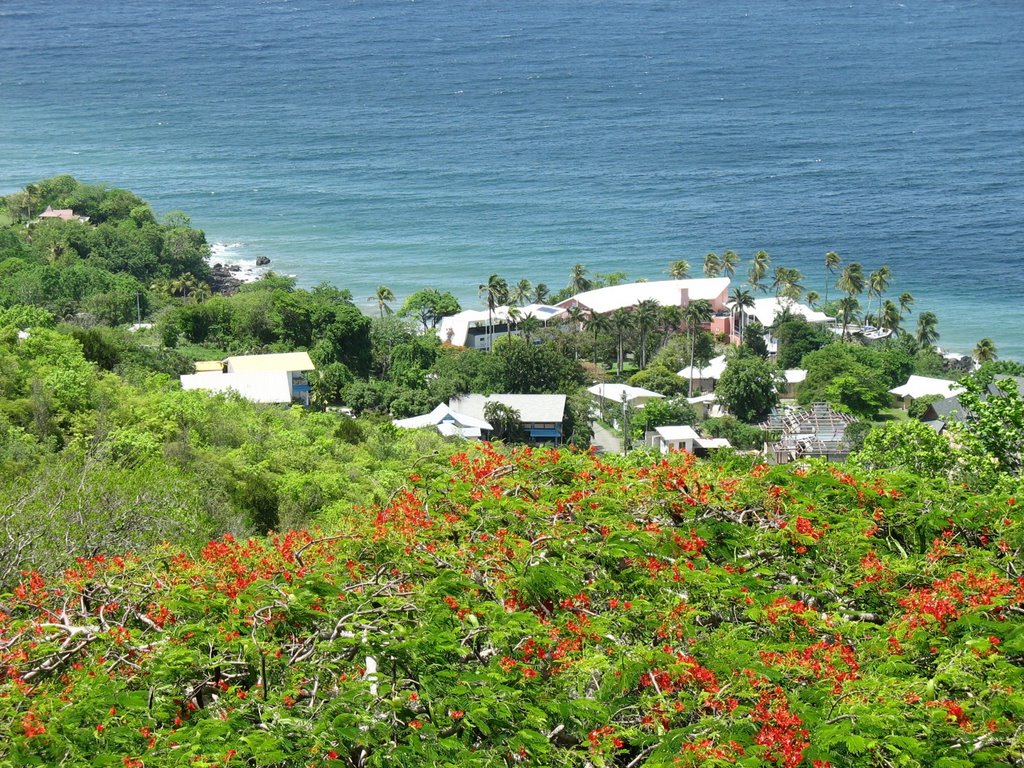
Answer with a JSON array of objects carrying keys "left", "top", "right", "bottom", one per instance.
[{"left": 2, "top": 0, "right": 1022, "bottom": 359}]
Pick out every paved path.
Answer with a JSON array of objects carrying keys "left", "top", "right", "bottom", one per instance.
[{"left": 590, "top": 420, "right": 623, "bottom": 455}]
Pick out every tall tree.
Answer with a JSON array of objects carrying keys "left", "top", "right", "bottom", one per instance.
[
  {"left": 510, "top": 279, "right": 532, "bottom": 306},
  {"left": 880, "top": 299, "right": 901, "bottom": 333},
  {"left": 703, "top": 252, "right": 721, "bottom": 278},
  {"left": 720, "top": 250, "right": 739, "bottom": 279},
  {"left": 633, "top": 299, "right": 660, "bottom": 369},
  {"left": 564, "top": 304, "right": 587, "bottom": 359},
  {"left": 669, "top": 259, "right": 691, "bottom": 279},
  {"left": 568, "top": 264, "right": 592, "bottom": 295},
  {"left": 867, "top": 266, "right": 891, "bottom": 322},
  {"left": 805, "top": 290, "right": 820, "bottom": 309},
  {"left": 837, "top": 262, "right": 865, "bottom": 300},
  {"left": 478, "top": 274, "right": 509, "bottom": 351},
  {"left": 915, "top": 310, "right": 939, "bottom": 349},
  {"left": 657, "top": 305, "right": 683, "bottom": 350},
  {"left": 729, "top": 287, "right": 755, "bottom": 340},
  {"left": 608, "top": 308, "right": 634, "bottom": 376},
  {"left": 532, "top": 283, "right": 550, "bottom": 304},
  {"left": 368, "top": 285, "right": 395, "bottom": 319},
  {"left": 683, "top": 299, "right": 713, "bottom": 396},
  {"left": 583, "top": 310, "right": 609, "bottom": 370},
  {"left": 749, "top": 250, "right": 771, "bottom": 293},
  {"left": 518, "top": 313, "right": 542, "bottom": 344},
  {"left": 823, "top": 251, "right": 841, "bottom": 306},
  {"left": 898, "top": 291, "right": 914, "bottom": 320},
  {"left": 838, "top": 296, "right": 860, "bottom": 340}
]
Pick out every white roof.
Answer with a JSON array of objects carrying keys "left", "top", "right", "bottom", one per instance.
[
  {"left": 180, "top": 371, "right": 293, "bottom": 403},
  {"left": 393, "top": 403, "right": 492, "bottom": 432},
  {"left": 437, "top": 304, "right": 564, "bottom": 346},
  {"left": 587, "top": 383, "right": 665, "bottom": 404},
  {"left": 654, "top": 425, "right": 700, "bottom": 442},
  {"left": 783, "top": 369, "right": 807, "bottom": 384},
  {"left": 678, "top": 355, "right": 727, "bottom": 380},
  {"left": 739, "top": 297, "right": 832, "bottom": 328},
  {"left": 563, "top": 278, "right": 729, "bottom": 315},
  {"left": 224, "top": 352, "right": 315, "bottom": 373},
  {"left": 437, "top": 423, "right": 484, "bottom": 439},
  {"left": 686, "top": 392, "right": 717, "bottom": 404},
  {"left": 449, "top": 394, "right": 567, "bottom": 424},
  {"left": 695, "top": 437, "right": 732, "bottom": 450},
  {"left": 889, "top": 375, "right": 965, "bottom": 400}
]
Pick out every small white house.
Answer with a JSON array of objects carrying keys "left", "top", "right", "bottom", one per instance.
[
  {"left": 646, "top": 425, "right": 700, "bottom": 453},
  {"left": 889, "top": 375, "right": 964, "bottom": 408},
  {"left": 646, "top": 425, "right": 733, "bottom": 455},
  {"left": 587, "top": 383, "right": 665, "bottom": 408},
  {"left": 393, "top": 403, "right": 493, "bottom": 439},
  {"left": 677, "top": 355, "right": 727, "bottom": 393},
  {"left": 180, "top": 351, "right": 315, "bottom": 405},
  {"left": 779, "top": 369, "right": 807, "bottom": 399}
]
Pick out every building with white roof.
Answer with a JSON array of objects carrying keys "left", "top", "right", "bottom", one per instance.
[
  {"left": 393, "top": 403, "right": 493, "bottom": 439},
  {"left": 587, "top": 383, "right": 665, "bottom": 408},
  {"left": 645, "top": 425, "right": 732, "bottom": 455},
  {"left": 449, "top": 394, "right": 567, "bottom": 443},
  {"left": 180, "top": 352, "right": 315, "bottom": 405},
  {"left": 889, "top": 375, "right": 965, "bottom": 407},
  {"left": 779, "top": 369, "right": 807, "bottom": 399},
  {"left": 677, "top": 355, "right": 728, "bottom": 393},
  {"left": 180, "top": 371, "right": 295, "bottom": 404},
  {"left": 734, "top": 297, "right": 833, "bottom": 353},
  {"left": 559, "top": 278, "right": 730, "bottom": 316},
  {"left": 437, "top": 304, "right": 564, "bottom": 349}
]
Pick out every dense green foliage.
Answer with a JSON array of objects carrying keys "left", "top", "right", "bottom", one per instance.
[
  {"left": 3, "top": 446, "right": 1023, "bottom": 767},
  {"left": 715, "top": 351, "right": 783, "bottom": 424}
]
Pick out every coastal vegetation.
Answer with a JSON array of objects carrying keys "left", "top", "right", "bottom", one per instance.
[{"left": 1, "top": 177, "right": 1023, "bottom": 766}]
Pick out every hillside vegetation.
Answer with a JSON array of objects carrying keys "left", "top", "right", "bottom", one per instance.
[{"left": 3, "top": 445, "right": 1023, "bottom": 767}]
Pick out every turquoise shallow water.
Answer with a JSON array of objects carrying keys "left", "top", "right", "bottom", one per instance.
[{"left": 1, "top": 0, "right": 1022, "bottom": 358}]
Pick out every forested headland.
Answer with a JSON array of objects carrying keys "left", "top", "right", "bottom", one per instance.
[{"left": 1, "top": 178, "right": 1023, "bottom": 767}]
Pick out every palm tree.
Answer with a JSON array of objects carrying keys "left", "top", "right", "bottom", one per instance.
[
  {"left": 478, "top": 274, "right": 509, "bottom": 351},
  {"left": 823, "top": 251, "right": 841, "bottom": 306},
  {"left": 805, "top": 290, "right": 820, "bottom": 309},
  {"left": 915, "top": 311, "right": 939, "bottom": 349},
  {"left": 973, "top": 338, "right": 997, "bottom": 363},
  {"left": 367, "top": 285, "right": 395, "bottom": 318},
  {"left": 584, "top": 310, "right": 609, "bottom": 370},
  {"left": 898, "top": 292, "right": 914, "bottom": 320},
  {"left": 609, "top": 308, "right": 633, "bottom": 375},
  {"left": 703, "top": 252, "right": 721, "bottom": 278},
  {"left": 837, "top": 296, "right": 860, "bottom": 340},
  {"left": 189, "top": 283, "right": 212, "bottom": 304},
  {"left": 634, "top": 299, "right": 660, "bottom": 369},
  {"left": 720, "top": 250, "right": 740, "bottom": 279},
  {"left": 507, "top": 306, "right": 522, "bottom": 333},
  {"left": 749, "top": 250, "right": 771, "bottom": 293},
  {"left": 669, "top": 259, "right": 691, "bottom": 279},
  {"left": 533, "top": 283, "right": 550, "bottom": 304},
  {"left": 657, "top": 305, "right": 683, "bottom": 350},
  {"left": 564, "top": 304, "right": 587, "bottom": 359},
  {"left": 880, "top": 299, "right": 901, "bottom": 333},
  {"left": 683, "top": 299, "right": 713, "bottom": 396},
  {"left": 836, "top": 262, "right": 865, "bottom": 300},
  {"left": 568, "top": 264, "right": 592, "bottom": 295},
  {"left": 519, "top": 313, "right": 541, "bottom": 344},
  {"left": 729, "top": 287, "right": 755, "bottom": 340},
  {"left": 510, "top": 279, "right": 532, "bottom": 306},
  {"left": 772, "top": 267, "right": 804, "bottom": 301},
  {"left": 867, "top": 266, "right": 891, "bottom": 322},
  {"left": 169, "top": 272, "right": 200, "bottom": 300}
]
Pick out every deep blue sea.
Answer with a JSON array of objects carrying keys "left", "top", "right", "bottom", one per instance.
[{"left": 2, "top": 0, "right": 1022, "bottom": 358}]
